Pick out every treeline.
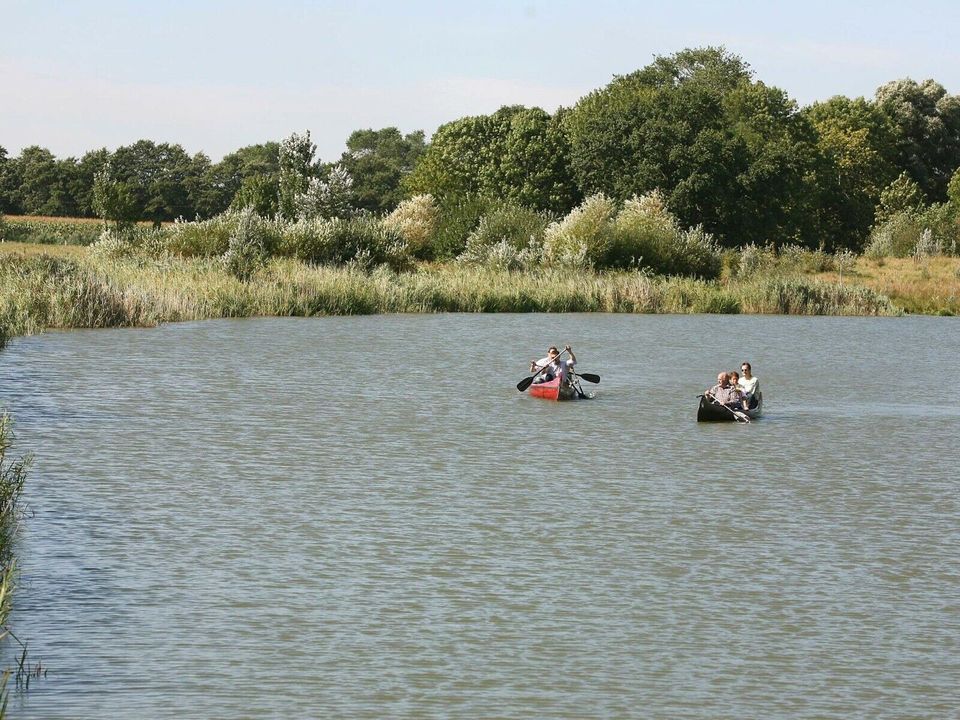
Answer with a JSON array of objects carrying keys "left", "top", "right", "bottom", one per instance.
[{"left": 3, "top": 47, "right": 960, "bottom": 253}]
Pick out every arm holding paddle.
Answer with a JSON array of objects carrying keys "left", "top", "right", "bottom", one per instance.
[{"left": 517, "top": 348, "right": 567, "bottom": 392}]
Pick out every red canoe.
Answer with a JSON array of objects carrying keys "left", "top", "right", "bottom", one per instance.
[{"left": 529, "top": 375, "right": 577, "bottom": 401}]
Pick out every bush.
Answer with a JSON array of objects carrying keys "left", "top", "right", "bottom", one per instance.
[
  {"left": 543, "top": 194, "right": 617, "bottom": 268},
  {"left": 89, "top": 226, "right": 169, "bottom": 260},
  {"left": 167, "top": 212, "right": 241, "bottom": 257},
  {"left": 222, "top": 208, "right": 270, "bottom": 281},
  {"left": 383, "top": 194, "right": 439, "bottom": 259},
  {"left": 277, "top": 216, "right": 410, "bottom": 271},
  {"left": 430, "top": 194, "right": 495, "bottom": 260},
  {"left": 457, "top": 204, "right": 550, "bottom": 269},
  {"left": 865, "top": 211, "right": 926, "bottom": 258}
]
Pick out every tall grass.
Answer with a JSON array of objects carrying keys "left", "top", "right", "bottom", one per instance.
[
  {"left": 0, "top": 413, "right": 30, "bottom": 718},
  {"left": 0, "top": 252, "right": 902, "bottom": 343}
]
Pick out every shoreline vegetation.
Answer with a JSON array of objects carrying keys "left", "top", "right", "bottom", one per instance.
[
  {"left": 2, "top": 199, "right": 959, "bottom": 346},
  {"left": 3, "top": 235, "right": 957, "bottom": 348}
]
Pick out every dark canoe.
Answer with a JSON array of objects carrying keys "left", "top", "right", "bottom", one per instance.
[
  {"left": 697, "top": 392, "right": 763, "bottom": 422},
  {"left": 529, "top": 375, "right": 577, "bottom": 401}
]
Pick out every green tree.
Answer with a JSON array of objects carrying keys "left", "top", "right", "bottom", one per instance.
[
  {"left": 71, "top": 149, "right": 112, "bottom": 217},
  {"left": 0, "top": 146, "right": 17, "bottom": 213},
  {"left": 16, "top": 146, "right": 61, "bottom": 215},
  {"left": 563, "top": 46, "right": 815, "bottom": 247},
  {"left": 406, "top": 114, "right": 499, "bottom": 200},
  {"left": 338, "top": 127, "right": 426, "bottom": 213},
  {"left": 948, "top": 167, "right": 960, "bottom": 208},
  {"left": 92, "top": 159, "right": 138, "bottom": 229},
  {"left": 487, "top": 106, "right": 580, "bottom": 213},
  {"left": 111, "top": 140, "right": 197, "bottom": 223},
  {"left": 875, "top": 171, "right": 925, "bottom": 225},
  {"left": 875, "top": 78, "right": 960, "bottom": 200},
  {"left": 406, "top": 105, "right": 578, "bottom": 214},
  {"left": 207, "top": 142, "right": 280, "bottom": 216},
  {"left": 803, "top": 96, "right": 899, "bottom": 249},
  {"left": 230, "top": 175, "right": 279, "bottom": 216}
]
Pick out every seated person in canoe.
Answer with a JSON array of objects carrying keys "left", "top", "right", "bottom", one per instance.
[
  {"left": 737, "top": 362, "right": 760, "bottom": 409},
  {"left": 705, "top": 371, "right": 744, "bottom": 410},
  {"left": 530, "top": 345, "right": 577, "bottom": 384}
]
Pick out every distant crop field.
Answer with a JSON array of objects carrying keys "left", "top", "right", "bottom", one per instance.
[{"left": 2, "top": 214, "right": 103, "bottom": 225}]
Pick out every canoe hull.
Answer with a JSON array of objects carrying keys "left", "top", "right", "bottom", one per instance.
[
  {"left": 529, "top": 375, "right": 577, "bottom": 401},
  {"left": 697, "top": 392, "right": 763, "bottom": 422}
]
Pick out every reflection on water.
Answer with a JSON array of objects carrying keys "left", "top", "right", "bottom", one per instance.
[{"left": 1, "top": 314, "right": 959, "bottom": 719}]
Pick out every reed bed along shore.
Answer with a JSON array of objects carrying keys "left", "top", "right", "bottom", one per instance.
[{"left": 0, "top": 245, "right": 901, "bottom": 344}]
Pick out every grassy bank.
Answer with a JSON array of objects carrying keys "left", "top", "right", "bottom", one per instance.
[
  {"left": 0, "top": 413, "right": 29, "bottom": 715},
  {"left": 0, "top": 243, "right": 903, "bottom": 344},
  {"left": 814, "top": 257, "right": 960, "bottom": 315}
]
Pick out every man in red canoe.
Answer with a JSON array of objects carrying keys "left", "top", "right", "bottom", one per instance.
[{"left": 530, "top": 345, "right": 577, "bottom": 384}]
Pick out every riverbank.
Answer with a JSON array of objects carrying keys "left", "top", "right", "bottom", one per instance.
[{"left": 0, "top": 242, "right": 909, "bottom": 343}]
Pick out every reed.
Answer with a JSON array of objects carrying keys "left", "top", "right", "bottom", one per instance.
[
  {"left": 0, "top": 413, "right": 30, "bottom": 718},
  {"left": 0, "top": 249, "right": 904, "bottom": 345}
]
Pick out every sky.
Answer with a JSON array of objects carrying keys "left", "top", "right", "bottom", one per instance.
[{"left": 3, "top": 0, "right": 960, "bottom": 162}]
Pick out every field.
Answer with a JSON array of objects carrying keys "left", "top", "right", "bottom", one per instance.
[{"left": 815, "top": 257, "right": 960, "bottom": 315}]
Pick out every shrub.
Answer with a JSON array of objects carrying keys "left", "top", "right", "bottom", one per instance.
[
  {"left": 166, "top": 212, "right": 240, "bottom": 257},
  {"left": 611, "top": 192, "right": 721, "bottom": 278},
  {"left": 89, "top": 226, "right": 169, "bottom": 260},
  {"left": 383, "top": 194, "right": 439, "bottom": 259},
  {"left": 222, "top": 208, "right": 270, "bottom": 281},
  {"left": 610, "top": 191, "right": 676, "bottom": 269},
  {"left": 457, "top": 204, "right": 550, "bottom": 269},
  {"left": 543, "top": 194, "right": 617, "bottom": 268},
  {"left": 430, "top": 194, "right": 495, "bottom": 260},
  {"left": 276, "top": 216, "right": 410, "bottom": 271},
  {"left": 864, "top": 211, "right": 926, "bottom": 258}
]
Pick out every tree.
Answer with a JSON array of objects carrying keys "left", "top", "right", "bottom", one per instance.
[
  {"left": 277, "top": 131, "right": 316, "bottom": 218},
  {"left": 875, "top": 78, "right": 960, "bottom": 201},
  {"left": 0, "top": 146, "right": 16, "bottom": 213},
  {"left": 405, "top": 114, "right": 500, "bottom": 200},
  {"left": 111, "top": 140, "right": 197, "bottom": 224},
  {"left": 72, "top": 149, "right": 111, "bottom": 217},
  {"left": 405, "top": 105, "right": 579, "bottom": 214},
  {"left": 875, "top": 171, "right": 925, "bottom": 225},
  {"left": 15, "top": 146, "right": 61, "bottom": 215},
  {"left": 338, "top": 127, "right": 426, "bottom": 213},
  {"left": 487, "top": 107, "right": 580, "bottom": 213},
  {"left": 563, "top": 46, "right": 815, "bottom": 247},
  {"left": 803, "top": 96, "right": 899, "bottom": 249},
  {"left": 207, "top": 142, "right": 280, "bottom": 216},
  {"left": 230, "top": 175, "right": 279, "bottom": 216},
  {"left": 92, "top": 159, "right": 138, "bottom": 229}
]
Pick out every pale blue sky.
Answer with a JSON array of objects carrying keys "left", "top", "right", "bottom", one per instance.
[{"left": 3, "top": 0, "right": 959, "bottom": 161}]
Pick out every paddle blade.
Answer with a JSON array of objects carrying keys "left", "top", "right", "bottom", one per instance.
[
  {"left": 517, "top": 375, "right": 535, "bottom": 392},
  {"left": 578, "top": 373, "right": 600, "bottom": 384}
]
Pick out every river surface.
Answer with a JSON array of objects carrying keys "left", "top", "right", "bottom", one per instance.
[{"left": 1, "top": 314, "right": 958, "bottom": 719}]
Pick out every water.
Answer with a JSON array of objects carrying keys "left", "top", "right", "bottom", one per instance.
[{"left": 1, "top": 314, "right": 958, "bottom": 719}]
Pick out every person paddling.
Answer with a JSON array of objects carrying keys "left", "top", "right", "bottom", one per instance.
[{"left": 530, "top": 345, "right": 577, "bottom": 385}]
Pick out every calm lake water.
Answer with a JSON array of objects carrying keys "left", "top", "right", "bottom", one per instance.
[{"left": 1, "top": 314, "right": 959, "bottom": 719}]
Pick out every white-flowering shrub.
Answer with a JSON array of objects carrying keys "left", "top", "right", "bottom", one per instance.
[
  {"left": 294, "top": 164, "right": 354, "bottom": 221},
  {"left": 543, "top": 194, "right": 617, "bottom": 268},
  {"left": 222, "top": 207, "right": 270, "bottom": 281},
  {"left": 383, "top": 194, "right": 439, "bottom": 259}
]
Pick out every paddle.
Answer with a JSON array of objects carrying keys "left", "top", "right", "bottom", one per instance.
[
  {"left": 571, "top": 373, "right": 588, "bottom": 399},
  {"left": 703, "top": 392, "right": 750, "bottom": 423},
  {"left": 578, "top": 373, "right": 600, "bottom": 384},
  {"left": 517, "top": 348, "right": 568, "bottom": 392}
]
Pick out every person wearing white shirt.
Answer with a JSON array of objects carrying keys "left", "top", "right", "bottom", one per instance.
[
  {"left": 737, "top": 362, "right": 760, "bottom": 409},
  {"left": 530, "top": 345, "right": 577, "bottom": 384}
]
